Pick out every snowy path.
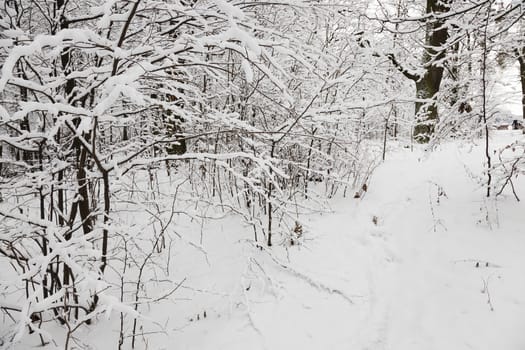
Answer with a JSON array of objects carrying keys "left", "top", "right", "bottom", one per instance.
[{"left": 298, "top": 138, "right": 525, "bottom": 350}]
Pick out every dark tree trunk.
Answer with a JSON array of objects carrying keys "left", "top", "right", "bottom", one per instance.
[
  {"left": 518, "top": 52, "right": 525, "bottom": 120},
  {"left": 412, "top": 0, "right": 449, "bottom": 142}
]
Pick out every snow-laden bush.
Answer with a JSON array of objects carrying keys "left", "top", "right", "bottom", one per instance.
[{"left": 0, "top": 0, "right": 405, "bottom": 347}]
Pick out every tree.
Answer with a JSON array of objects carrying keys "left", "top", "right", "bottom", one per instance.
[
  {"left": 379, "top": 0, "right": 451, "bottom": 142},
  {"left": 517, "top": 48, "right": 525, "bottom": 120},
  {"left": 0, "top": 0, "right": 386, "bottom": 347}
]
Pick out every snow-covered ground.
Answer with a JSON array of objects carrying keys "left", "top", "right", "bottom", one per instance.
[
  {"left": 167, "top": 131, "right": 525, "bottom": 350},
  {"left": 9, "top": 131, "right": 525, "bottom": 350}
]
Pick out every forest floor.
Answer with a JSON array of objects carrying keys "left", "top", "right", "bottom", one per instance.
[
  {"left": 163, "top": 131, "right": 525, "bottom": 350},
  {"left": 12, "top": 131, "right": 525, "bottom": 350}
]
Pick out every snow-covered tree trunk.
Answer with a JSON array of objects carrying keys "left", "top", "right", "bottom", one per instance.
[{"left": 412, "top": 0, "right": 449, "bottom": 142}]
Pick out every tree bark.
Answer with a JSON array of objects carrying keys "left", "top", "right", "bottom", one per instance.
[
  {"left": 413, "top": 0, "right": 449, "bottom": 142},
  {"left": 518, "top": 51, "right": 525, "bottom": 120}
]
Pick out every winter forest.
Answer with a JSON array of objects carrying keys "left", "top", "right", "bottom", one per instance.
[{"left": 1, "top": 0, "right": 525, "bottom": 348}]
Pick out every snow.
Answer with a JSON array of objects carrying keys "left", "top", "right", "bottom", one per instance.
[
  {"left": 161, "top": 132, "right": 525, "bottom": 350},
  {"left": 171, "top": 132, "right": 525, "bottom": 350},
  {"left": 8, "top": 132, "right": 525, "bottom": 350},
  {"left": 212, "top": 0, "right": 246, "bottom": 20},
  {"left": 493, "top": 63, "right": 522, "bottom": 117},
  {"left": 217, "top": 27, "right": 261, "bottom": 57},
  {"left": 241, "top": 59, "right": 254, "bottom": 83}
]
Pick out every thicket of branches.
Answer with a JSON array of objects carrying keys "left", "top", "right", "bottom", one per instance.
[{"left": 0, "top": 0, "right": 523, "bottom": 348}]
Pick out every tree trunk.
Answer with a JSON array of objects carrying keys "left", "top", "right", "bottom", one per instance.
[
  {"left": 412, "top": 0, "right": 449, "bottom": 142},
  {"left": 414, "top": 75, "right": 440, "bottom": 142},
  {"left": 518, "top": 52, "right": 525, "bottom": 120}
]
